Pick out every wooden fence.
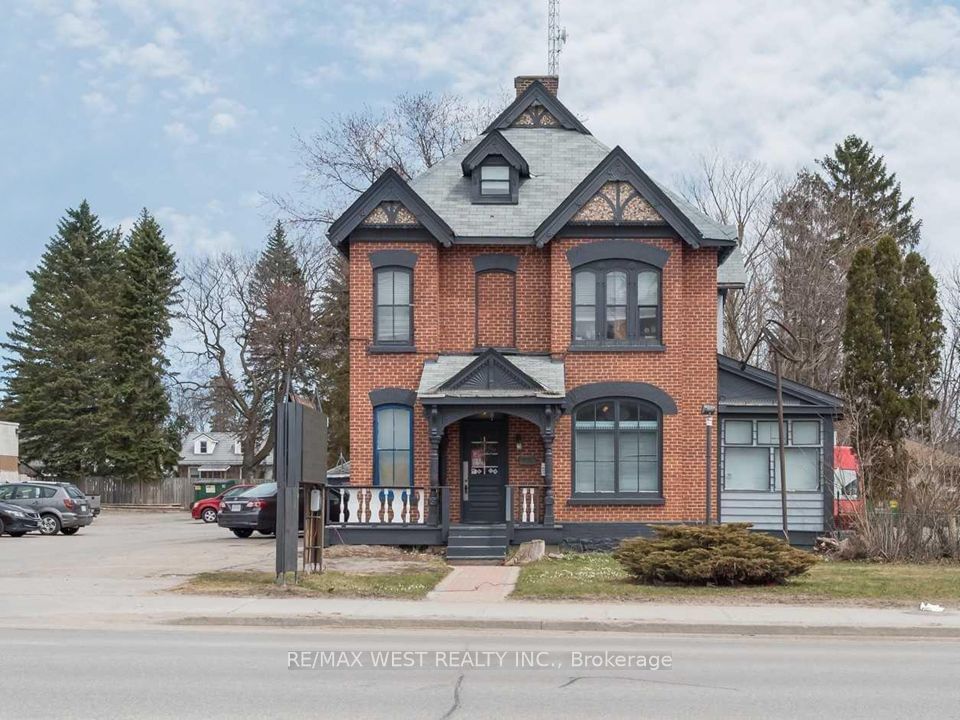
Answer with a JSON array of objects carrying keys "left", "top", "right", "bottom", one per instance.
[{"left": 72, "top": 476, "right": 194, "bottom": 508}]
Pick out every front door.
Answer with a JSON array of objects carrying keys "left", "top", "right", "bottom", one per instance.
[{"left": 460, "top": 418, "right": 507, "bottom": 523}]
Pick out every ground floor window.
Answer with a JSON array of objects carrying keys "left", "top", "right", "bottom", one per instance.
[
  {"left": 721, "top": 418, "right": 823, "bottom": 492},
  {"left": 374, "top": 405, "right": 413, "bottom": 487},
  {"left": 573, "top": 398, "right": 660, "bottom": 495}
]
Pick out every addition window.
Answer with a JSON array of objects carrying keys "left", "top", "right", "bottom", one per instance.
[
  {"left": 572, "top": 261, "right": 661, "bottom": 346},
  {"left": 374, "top": 405, "right": 413, "bottom": 487},
  {"left": 721, "top": 419, "right": 823, "bottom": 492},
  {"left": 573, "top": 399, "right": 661, "bottom": 496},
  {"left": 374, "top": 267, "right": 412, "bottom": 345}
]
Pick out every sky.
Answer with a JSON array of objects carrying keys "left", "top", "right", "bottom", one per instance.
[{"left": 3, "top": 0, "right": 960, "bottom": 343}]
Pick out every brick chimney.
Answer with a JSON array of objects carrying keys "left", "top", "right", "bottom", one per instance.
[{"left": 514, "top": 75, "right": 559, "bottom": 98}]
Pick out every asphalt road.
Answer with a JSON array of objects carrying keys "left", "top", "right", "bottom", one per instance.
[{"left": 2, "top": 626, "right": 958, "bottom": 720}]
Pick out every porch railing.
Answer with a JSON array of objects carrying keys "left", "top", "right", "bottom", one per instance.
[
  {"left": 325, "top": 485, "right": 445, "bottom": 526},
  {"left": 508, "top": 484, "right": 547, "bottom": 525}
]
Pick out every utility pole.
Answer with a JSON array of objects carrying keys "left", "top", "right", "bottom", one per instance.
[{"left": 547, "top": 0, "right": 567, "bottom": 75}]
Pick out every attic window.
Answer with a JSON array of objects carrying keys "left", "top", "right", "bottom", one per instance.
[
  {"left": 199, "top": 440, "right": 208, "bottom": 454},
  {"left": 480, "top": 165, "right": 510, "bottom": 196},
  {"left": 472, "top": 159, "right": 518, "bottom": 204}
]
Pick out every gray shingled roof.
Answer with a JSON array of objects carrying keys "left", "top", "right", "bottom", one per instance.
[
  {"left": 410, "top": 129, "right": 610, "bottom": 238},
  {"left": 717, "top": 244, "right": 747, "bottom": 288},
  {"left": 418, "top": 355, "right": 565, "bottom": 398},
  {"left": 409, "top": 127, "right": 739, "bottom": 285},
  {"left": 179, "top": 432, "right": 273, "bottom": 467}
]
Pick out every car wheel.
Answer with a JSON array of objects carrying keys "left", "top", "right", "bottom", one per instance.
[
  {"left": 201, "top": 508, "right": 218, "bottom": 523},
  {"left": 8, "top": 532, "right": 25, "bottom": 538},
  {"left": 257, "top": 529, "right": 274, "bottom": 535},
  {"left": 38, "top": 514, "right": 61, "bottom": 536},
  {"left": 61, "top": 527, "right": 79, "bottom": 535},
  {"left": 232, "top": 529, "right": 254, "bottom": 538}
]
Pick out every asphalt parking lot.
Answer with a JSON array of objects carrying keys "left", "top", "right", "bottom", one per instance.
[{"left": 0, "top": 510, "right": 276, "bottom": 596}]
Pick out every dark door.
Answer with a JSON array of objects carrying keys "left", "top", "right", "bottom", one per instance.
[{"left": 460, "top": 418, "right": 507, "bottom": 523}]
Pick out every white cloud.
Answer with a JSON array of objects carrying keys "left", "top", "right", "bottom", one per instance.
[
  {"left": 81, "top": 90, "right": 116, "bottom": 115},
  {"left": 335, "top": 0, "right": 960, "bottom": 263},
  {"left": 208, "top": 112, "right": 237, "bottom": 134},
  {"left": 55, "top": 2, "right": 108, "bottom": 48},
  {"left": 164, "top": 120, "right": 198, "bottom": 144},
  {"left": 152, "top": 206, "right": 239, "bottom": 256}
]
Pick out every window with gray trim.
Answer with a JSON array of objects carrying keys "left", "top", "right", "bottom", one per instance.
[
  {"left": 573, "top": 260, "right": 661, "bottom": 345},
  {"left": 573, "top": 399, "right": 661, "bottom": 496},
  {"left": 374, "top": 405, "right": 413, "bottom": 487},
  {"left": 721, "top": 419, "right": 822, "bottom": 492},
  {"left": 471, "top": 157, "right": 519, "bottom": 204},
  {"left": 374, "top": 267, "right": 412, "bottom": 345}
]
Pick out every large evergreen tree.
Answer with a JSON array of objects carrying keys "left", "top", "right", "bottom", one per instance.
[
  {"left": 818, "top": 135, "right": 921, "bottom": 249},
  {"left": 2, "top": 202, "right": 119, "bottom": 479},
  {"left": 843, "top": 235, "right": 942, "bottom": 497},
  {"left": 108, "top": 209, "right": 180, "bottom": 481},
  {"left": 311, "top": 252, "right": 349, "bottom": 465}
]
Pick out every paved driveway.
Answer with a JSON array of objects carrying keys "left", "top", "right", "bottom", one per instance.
[{"left": 0, "top": 510, "right": 276, "bottom": 597}]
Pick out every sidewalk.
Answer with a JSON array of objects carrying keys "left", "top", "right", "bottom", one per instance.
[{"left": 3, "top": 579, "right": 959, "bottom": 637}]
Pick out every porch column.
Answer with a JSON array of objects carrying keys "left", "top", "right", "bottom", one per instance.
[
  {"left": 541, "top": 405, "right": 556, "bottom": 526},
  {"left": 427, "top": 405, "right": 441, "bottom": 526}
]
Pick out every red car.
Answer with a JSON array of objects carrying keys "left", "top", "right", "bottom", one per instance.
[{"left": 191, "top": 484, "right": 254, "bottom": 523}]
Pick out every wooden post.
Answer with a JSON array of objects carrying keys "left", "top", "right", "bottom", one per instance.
[{"left": 774, "top": 353, "right": 790, "bottom": 544}]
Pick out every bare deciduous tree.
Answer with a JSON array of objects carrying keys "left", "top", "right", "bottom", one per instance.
[
  {"left": 931, "top": 264, "right": 960, "bottom": 451},
  {"left": 178, "top": 239, "right": 328, "bottom": 475},
  {"left": 680, "top": 153, "right": 782, "bottom": 361}
]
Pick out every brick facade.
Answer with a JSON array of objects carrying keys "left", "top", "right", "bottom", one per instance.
[{"left": 348, "top": 234, "right": 720, "bottom": 524}]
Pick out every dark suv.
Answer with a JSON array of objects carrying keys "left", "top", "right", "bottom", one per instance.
[{"left": 0, "top": 482, "right": 95, "bottom": 535}]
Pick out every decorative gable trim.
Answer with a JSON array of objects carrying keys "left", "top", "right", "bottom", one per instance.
[
  {"left": 327, "top": 168, "right": 454, "bottom": 248},
  {"left": 361, "top": 201, "right": 421, "bottom": 227},
  {"left": 571, "top": 181, "right": 663, "bottom": 224},
  {"left": 483, "top": 80, "right": 590, "bottom": 135},
  {"left": 510, "top": 103, "right": 560, "bottom": 128},
  {"left": 461, "top": 131, "right": 529, "bottom": 176},
  {"left": 438, "top": 348, "right": 545, "bottom": 393},
  {"left": 534, "top": 147, "right": 735, "bottom": 249}
]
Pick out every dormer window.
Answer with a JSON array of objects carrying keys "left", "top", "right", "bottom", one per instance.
[
  {"left": 199, "top": 440, "right": 207, "bottom": 454},
  {"left": 480, "top": 164, "right": 511, "bottom": 197},
  {"left": 461, "top": 130, "right": 528, "bottom": 206}
]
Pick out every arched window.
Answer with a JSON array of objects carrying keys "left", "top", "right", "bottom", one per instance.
[
  {"left": 572, "top": 261, "right": 661, "bottom": 346},
  {"left": 374, "top": 405, "right": 413, "bottom": 487},
  {"left": 573, "top": 398, "right": 661, "bottom": 496}
]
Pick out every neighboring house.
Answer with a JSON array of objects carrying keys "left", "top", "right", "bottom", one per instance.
[
  {"left": 178, "top": 432, "right": 273, "bottom": 482},
  {"left": 325, "top": 75, "right": 841, "bottom": 557},
  {"left": 0, "top": 421, "right": 20, "bottom": 483}
]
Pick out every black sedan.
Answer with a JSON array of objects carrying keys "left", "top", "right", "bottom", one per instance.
[
  {"left": 217, "top": 483, "right": 305, "bottom": 539},
  {"left": 0, "top": 500, "right": 41, "bottom": 537}
]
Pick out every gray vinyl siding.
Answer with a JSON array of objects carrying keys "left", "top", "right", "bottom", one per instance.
[{"left": 719, "top": 490, "right": 824, "bottom": 531}]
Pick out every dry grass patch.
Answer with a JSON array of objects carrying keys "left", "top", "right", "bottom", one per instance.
[{"left": 513, "top": 553, "right": 960, "bottom": 607}]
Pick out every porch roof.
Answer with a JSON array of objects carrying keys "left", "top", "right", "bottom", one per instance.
[{"left": 417, "top": 353, "right": 565, "bottom": 401}]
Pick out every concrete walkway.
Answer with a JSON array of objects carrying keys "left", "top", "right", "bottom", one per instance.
[{"left": 426, "top": 565, "right": 519, "bottom": 602}]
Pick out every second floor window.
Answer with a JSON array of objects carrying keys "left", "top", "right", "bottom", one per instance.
[
  {"left": 375, "top": 267, "right": 412, "bottom": 345},
  {"left": 573, "top": 261, "right": 661, "bottom": 346}
]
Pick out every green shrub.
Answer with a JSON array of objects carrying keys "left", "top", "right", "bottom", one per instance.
[{"left": 613, "top": 524, "right": 817, "bottom": 586}]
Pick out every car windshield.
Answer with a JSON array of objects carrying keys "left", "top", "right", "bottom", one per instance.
[
  {"left": 64, "top": 485, "right": 85, "bottom": 499},
  {"left": 223, "top": 485, "right": 249, "bottom": 498},
  {"left": 240, "top": 483, "right": 277, "bottom": 498}
]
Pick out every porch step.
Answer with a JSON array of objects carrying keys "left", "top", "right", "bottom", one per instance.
[{"left": 446, "top": 524, "right": 508, "bottom": 564}]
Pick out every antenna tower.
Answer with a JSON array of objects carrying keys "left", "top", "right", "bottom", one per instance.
[{"left": 547, "top": 0, "right": 567, "bottom": 75}]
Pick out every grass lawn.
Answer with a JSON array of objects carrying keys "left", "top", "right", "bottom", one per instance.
[
  {"left": 513, "top": 553, "right": 960, "bottom": 607},
  {"left": 179, "top": 565, "right": 450, "bottom": 600}
]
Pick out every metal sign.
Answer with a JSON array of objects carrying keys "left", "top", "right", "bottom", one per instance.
[{"left": 274, "top": 391, "right": 327, "bottom": 583}]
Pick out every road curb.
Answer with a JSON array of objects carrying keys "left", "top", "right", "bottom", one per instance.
[{"left": 167, "top": 614, "right": 960, "bottom": 638}]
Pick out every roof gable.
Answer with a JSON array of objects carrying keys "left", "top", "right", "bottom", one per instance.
[
  {"left": 461, "top": 130, "right": 529, "bottom": 176},
  {"left": 484, "top": 81, "right": 590, "bottom": 135},
  {"left": 535, "top": 146, "right": 738, "bottom": 249},
  {"left": 327, "top": 168, "right": 454, "bottom": 248},
  {"left": 439, "top": 348, "right": 545, "bottom": 393},
  {"left": 718, "top": 355, "right": 843, "bottom": 411}
]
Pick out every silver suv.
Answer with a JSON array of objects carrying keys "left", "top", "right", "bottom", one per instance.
[{"left": 0, "top": 482, "right": 95, "bottom": 535}]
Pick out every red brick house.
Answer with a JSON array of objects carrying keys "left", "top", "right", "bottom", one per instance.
[{"left": 326, "top": 76, "right": 841, "bottom": 559}]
